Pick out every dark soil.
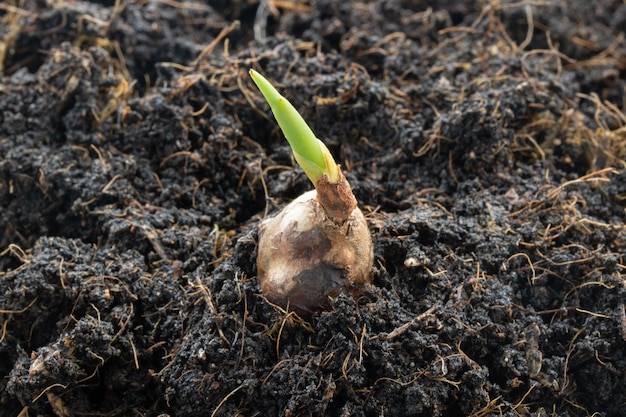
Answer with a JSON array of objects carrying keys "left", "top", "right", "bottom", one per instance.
[{"left": 1, "top": 1, "right": 626, "bottom": 416}]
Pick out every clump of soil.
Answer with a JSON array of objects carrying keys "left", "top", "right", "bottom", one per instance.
[{"left": 1, "top": 1, "right": 625, "bottom": 417}]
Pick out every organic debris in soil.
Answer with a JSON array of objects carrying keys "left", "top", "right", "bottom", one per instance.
[{"left": 1, "top": 1, "right": 626, "bottom": 417}]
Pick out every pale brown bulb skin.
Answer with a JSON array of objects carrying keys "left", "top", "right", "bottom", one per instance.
[{"left": 257, "top": 190, "right": 373, "bottom": 316}]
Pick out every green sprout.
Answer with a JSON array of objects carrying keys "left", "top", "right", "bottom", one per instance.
[{"left": 249, "top": 69, "right": 339, "bottom": 184}]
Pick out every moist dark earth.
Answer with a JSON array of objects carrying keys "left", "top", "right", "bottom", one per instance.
[{"left": 1, "top": 1, "right": 626, "bottom": 416}]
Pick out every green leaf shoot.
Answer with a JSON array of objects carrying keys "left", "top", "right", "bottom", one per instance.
[{"left": 249, "top": 69, "right": 339, "bottom": 184}]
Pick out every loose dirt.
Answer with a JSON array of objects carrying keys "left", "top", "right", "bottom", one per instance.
[{"left": 1, "top": 1, "right": 625, "bottom": 416}]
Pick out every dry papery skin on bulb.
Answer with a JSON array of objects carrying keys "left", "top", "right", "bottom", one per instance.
[{"left": 257, "top": 188, "right": 373, "bottom": 316}]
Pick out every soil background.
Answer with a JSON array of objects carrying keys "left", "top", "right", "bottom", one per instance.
[{"left": 1, "top": 1, "right": 626, "bottom": 416}]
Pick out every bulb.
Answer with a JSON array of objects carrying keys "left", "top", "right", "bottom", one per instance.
[{"left": 257, "top": 190, "right": 373, "bottom": 316}]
